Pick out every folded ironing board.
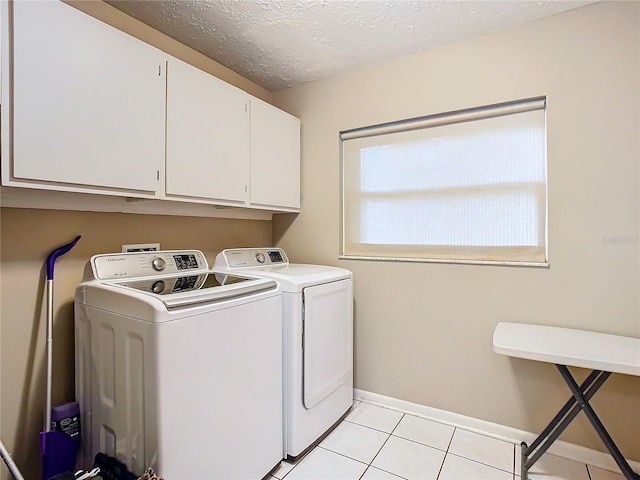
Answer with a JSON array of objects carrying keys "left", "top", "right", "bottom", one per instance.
[{"left": 493, "top": 322, "right": 640, "bottom": 480}]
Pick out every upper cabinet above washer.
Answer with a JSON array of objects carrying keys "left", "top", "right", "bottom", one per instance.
[
  {"left": 2, "top": 0, "right": 166, "bottom": 198},
  {"left": 165, "top": 57, "right": 250, "bottom": 206},
  {"left": 1, "top": 0, "right": 301, "bottom": 216},
  {"left": 164, "top": 59, "right": 301, "bottom": 211}
]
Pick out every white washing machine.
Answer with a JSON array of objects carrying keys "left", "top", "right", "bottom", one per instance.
[
  {"left": 214, "top": 248, "right": 353, "bottom": 460},
  {"left": 74, "top": 250, "right": 283, "bottom": 479}
]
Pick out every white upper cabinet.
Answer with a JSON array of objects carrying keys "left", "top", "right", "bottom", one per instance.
[
  {"left": 165, "top": 58, "right": 250, "bottom": 205},
  {"left": 1, "top": 1, "right": 300, "bottom": 216},
  {"left": 250, "top": 98, "right": 301, "bottom": 210},
  {"left": 2, "top": 1, "right": 166, "bottom": 197}
]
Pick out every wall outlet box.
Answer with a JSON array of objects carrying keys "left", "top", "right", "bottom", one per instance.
[{"left": 122, "top": 243, "right": 160, "bottom": 253}]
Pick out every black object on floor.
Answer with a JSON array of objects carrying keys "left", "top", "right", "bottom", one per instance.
[{"left": 93, "top": 454, "right": 137, "bottom": 480}]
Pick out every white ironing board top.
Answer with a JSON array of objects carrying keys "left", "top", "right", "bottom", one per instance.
[{"left": 493, "top": 322, "right": 640, "bottom": 377}]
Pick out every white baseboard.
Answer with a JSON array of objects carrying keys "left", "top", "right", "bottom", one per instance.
[{"left": 354, "top": 388, "right": 640, "bottom": 475}]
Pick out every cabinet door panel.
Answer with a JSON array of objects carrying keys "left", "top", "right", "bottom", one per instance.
[
  {"left": 250, "top": 98, "right": 300, "bottom": 209},
  {"left": 11, "top": 1, "right": 165, "bottom": 194},
  {"left": 166, "top": 58, "right": 249, "bottom": 203}
]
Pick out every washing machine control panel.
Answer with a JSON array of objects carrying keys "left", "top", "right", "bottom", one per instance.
[
  {"left": 91, "top": 250, "right": 209, "bottom": 280},
  {"left": 218, "top": 248, "right": 289, "bottom": 268}
]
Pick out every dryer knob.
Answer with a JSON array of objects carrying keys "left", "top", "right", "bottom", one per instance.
[
  {"left": 151, "top": 257, "right": 166, "bottom": 271},
  {"left": 255, "top": 252, "right": 266, "bottom": 264},
  {"left": 151, "top": 280, "right": 165, "bottom": 294}
]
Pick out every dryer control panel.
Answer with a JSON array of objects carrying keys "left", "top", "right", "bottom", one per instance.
[
  {"left": 90, "top": 250, "right": 209, "bottom": 280},
  {"left": 216, "top": 248, "right": 289, "bottom": 268}
]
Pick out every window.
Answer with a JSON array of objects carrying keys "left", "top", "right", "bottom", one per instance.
[{"left": 340, "top": 97, "right": 547, "bottom": 266}]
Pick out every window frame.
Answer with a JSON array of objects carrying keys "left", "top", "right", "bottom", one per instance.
[{"left": 339, "top": 97, "right": 549, "bottom": 267}]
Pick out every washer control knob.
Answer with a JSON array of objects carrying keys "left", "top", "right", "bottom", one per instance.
[
  {"left": 151, "top": 280, "right": 165, "bottom": 294},
  {"left": 151, "top": 257, "right": 166, "bottom": 271},
  {"left": 255, "top": 252, "right": 266, "bottom": 264}
]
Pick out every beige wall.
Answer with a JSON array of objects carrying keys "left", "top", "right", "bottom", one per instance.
[
  {"left": 274, "top": 0, "right": 640, "bottom": 462},
  {"left": 0, "top": 208, "right": 271, "bottom": 478},
  {"left": 0, "top": 2, "right": 275, "bottom": 478}
]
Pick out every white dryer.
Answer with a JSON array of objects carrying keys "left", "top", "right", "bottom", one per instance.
[
  {"left": 74, "top": 250, "right": 283, "bottom": 479},
  {"left": 214, "top": 248, "right": 353, "bottom": 460}
]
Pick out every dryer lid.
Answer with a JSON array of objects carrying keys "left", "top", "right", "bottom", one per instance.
[{"left": 214, "top": 248, "right": 352, "bottom": 292}]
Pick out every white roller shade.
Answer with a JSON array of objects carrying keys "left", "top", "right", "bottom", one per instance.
[{"left": 340, "top": 97, "right": 547, "bottom": 265}]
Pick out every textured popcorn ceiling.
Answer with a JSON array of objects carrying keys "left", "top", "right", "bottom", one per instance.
[{"left": 108, "top": 0, "right": 597, "bottom": 92}]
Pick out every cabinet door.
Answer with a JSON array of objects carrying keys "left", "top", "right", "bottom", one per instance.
[
  {"left": 7, "top": 1, "right": 166, "bottom": 196},
  {"left": 165, "top": 58, "right": 250, "bottom": 204},
  {"left": 250, "top": 98, "right": 301, "bottom": 209}
]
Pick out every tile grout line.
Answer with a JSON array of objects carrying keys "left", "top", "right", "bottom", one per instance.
[
  {"left": 344, "top": 418, "right": 404, "bottom": 437},
  {"left": 278, "top": 460, "right": 294, "bottom": 480},
  {"left": 387, "top": 428, "right": 453, "bottom": 455},
  {"left": 372, "top": 414, "right": 405, "bottom": 465},
  {"left": 357, "top": 413, "right": 406, "bottom": 480},
  {"left": 312, "top": 445, "right": 412, "bottom": 480},
  {"left": 435, "top": 426, "right": 457, "bottom": 480},
  {"left": 392, "top": 433, "right": 454, "bottom": 452},
  {"left": 316, "top": 444, "right": 370, "bottom": 467},
  {"left": 388, "top": 413, "right": 404, "bottom": 436},
  {"left": 361, "top": 445, "right": 412, "bottom": 480},
  {"left": 447, "top": 427, "right": 519, "bottom": 476},
  {"left": 446, "top": 451, "right": 518, "bottom": 475}
]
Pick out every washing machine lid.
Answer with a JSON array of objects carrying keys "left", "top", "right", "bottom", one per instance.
[
  {"left": 214, "top": 248, "right": 352, "bottom": 292},
  {"left": 84, "top": 250, "right": 277, "bottom": 308},
  {"left": 108, "top": 272, "right": 276, "bottom": 309}
]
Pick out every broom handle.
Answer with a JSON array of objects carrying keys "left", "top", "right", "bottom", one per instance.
[
  {"left": 43, "top": 234, "right": 80, "bottom": 432},
  {"left": 0, "top": 440, "right": 25, "bottom": 480},
  {"left": 45, "top": 279, "right": 54, "bottom": 432}
]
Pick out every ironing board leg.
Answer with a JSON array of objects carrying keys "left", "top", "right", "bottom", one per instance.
[
  {"left": 520, "top": 369, "right": 608, "bottom": 480},
  {"left": 556, "top": 365, "right": 640, "bottom": 480}
]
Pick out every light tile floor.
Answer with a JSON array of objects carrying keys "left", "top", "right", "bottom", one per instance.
[{"left": 269, "top": 401, "right": 625, "bottom": 480}]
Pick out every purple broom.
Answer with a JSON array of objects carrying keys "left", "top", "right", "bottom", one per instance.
[{"left": 40, "top": 235, "right": 81, "bottom": 480}]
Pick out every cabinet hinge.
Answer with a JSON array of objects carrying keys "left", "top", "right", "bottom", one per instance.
[
  {"left": 245, "top": 185, "right": 248, "bottom": 193},
  {"left": 158, "top": 65, "right": 162, "bottom": 76},
  {"left": 157, "top": 170, "right": 160, "bottom": 181},
  {"left": 245, "top": 104, "right": 248, "bottom": 112}
]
